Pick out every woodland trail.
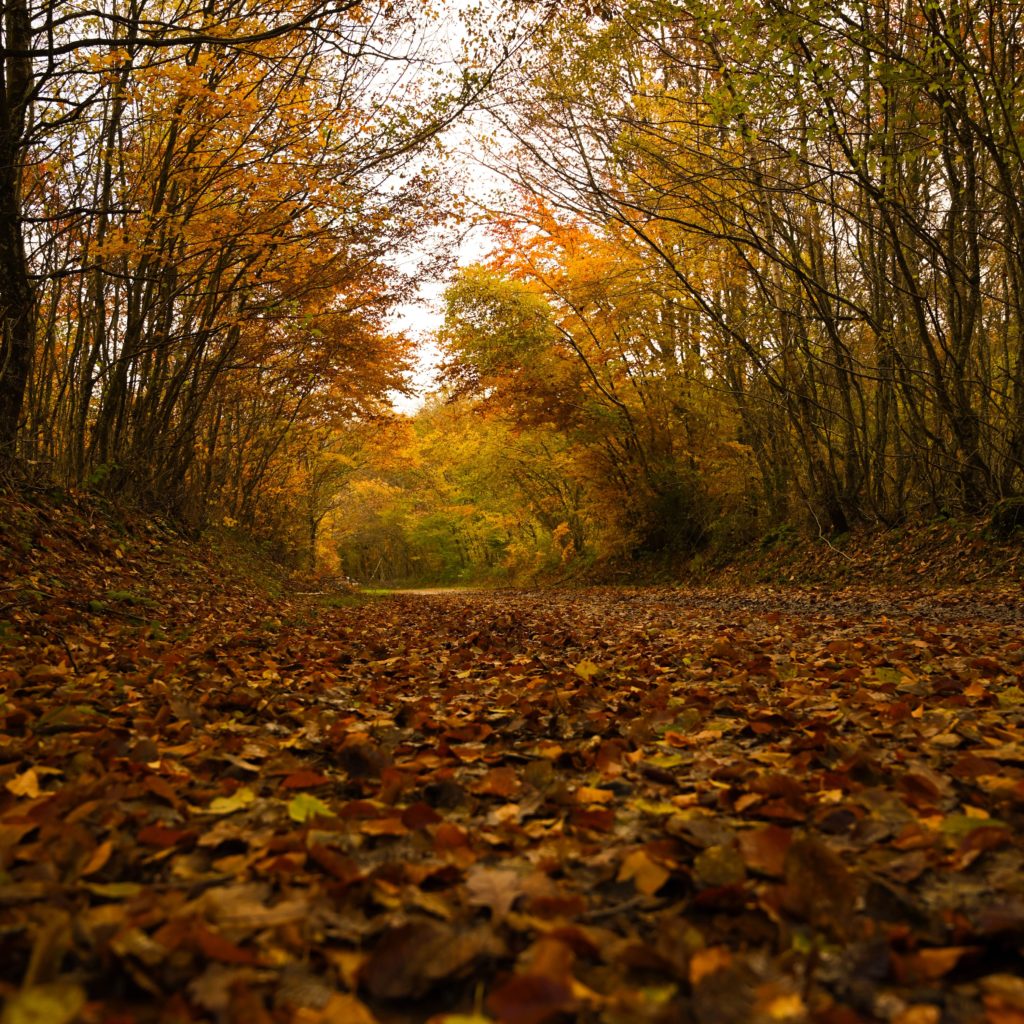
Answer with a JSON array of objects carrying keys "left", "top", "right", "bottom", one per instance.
[
  {"left": 385, "top": 587, "right": 478, "bottom": 596},
  {"left": 3, "top": 578, "right": 1024, "bottom": 1023}
]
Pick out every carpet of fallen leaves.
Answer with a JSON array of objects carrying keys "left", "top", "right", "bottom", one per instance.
[{"left": 2, "top": 495, "right": 1024, "bottom": 1024}]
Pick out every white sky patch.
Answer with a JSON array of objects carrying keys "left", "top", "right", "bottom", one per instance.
[
  {"left": 389, "top": 280, "right": 445, "bottom": 414},
  {"left": 380, "top": 0, "right": 526, "bottom": 416},
  {"left": 387, "top": 127, "right": 503, "bottom": 414}
]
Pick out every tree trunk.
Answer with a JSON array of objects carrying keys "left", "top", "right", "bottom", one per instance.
[{"left": 0, "top": 0, "right": 35, "bottom": 459}]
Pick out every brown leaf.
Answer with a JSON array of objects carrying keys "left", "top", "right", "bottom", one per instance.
[
  {"left": 192, "top": 924, "right": 258, "bottom": 965},
  {"left": 281, "top": 771, "right": 331, "bottom": 789},
  {"left": 401, "top": 801, "right": 442, "bottom": 829},
  {"left": 738, "top": 825, "right": 793, "bottom": 878},
  {"left": 781, "top": 837, "right": 859, "bottom": 937},
  {"left": 486, "top": 974, "right": 578, "bottom": 1024},
  {"left": 137, "top": 824, "right": 196, "bottom": 848},
  {"left": 360, "top": 920, "right": 501, "bottom": 999},
  {"left": 693, "top": 844, "right": 746, "bottom": 888},
  {"left": 466, "top": 865, "right": 523, "bottom": 921}
]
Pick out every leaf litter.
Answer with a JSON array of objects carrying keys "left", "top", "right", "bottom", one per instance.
[{"left": 2, "top": 499, "right": 1024, "bottom": 1023}]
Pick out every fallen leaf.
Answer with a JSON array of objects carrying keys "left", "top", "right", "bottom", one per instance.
[
  {"left": 693, "top": 844, "right": 746, "bottom": 888},
  {"left": 282, "top": 771, "right": 331, "bottom": 789},
  {"left": 288, "top": 793, "right": 335, "bottom": 823},
  {"left": 486, "top": 974, "right": 578, "bottom": 1024},
  {"left": 738, "top": 826, "right": 792, "bottom": 878},
  {"left": 208, "top": 787, "right": 257, "bottom": 815},
  {"left": 360, "top": 921, "right": 501, "bottom": 999},
  {"left": 466, "top": 866, "right": 523, "bottom": 922},
  {"left": 893, "top": 946, "right": 977, "bottom": 984},
  {"left": 79, "top": 839, "right": 114, "bottom": 877},
  {"left": 617, "top": 849, "right": 670, "bottom": 896},
  {"left": 0, "top": 983, "right": 86, "bottom": 1024},
  {"left": 315, "top": 993, "right": 381, "bottom": 1023},
  {"left": 689, "top": 947, "right": 732, "bottom": 986},
  {"left": 5, "top": 768, "right": 41, "bottom": 798}
]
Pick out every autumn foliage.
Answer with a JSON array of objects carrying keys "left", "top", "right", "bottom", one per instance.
[
  {"left": 0, "top": 0, "right": 483, "bottom": 544},
  {"left": 398, "top": 0, "right": 1024, "bottom": 577}
]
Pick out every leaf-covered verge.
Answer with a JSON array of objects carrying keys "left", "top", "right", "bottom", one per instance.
[
  {"left": 676, "top": 516, "right": 1024, "bottom": 591},
  {"left": 2, "top": 489, "right": 1024, "bottom": 1024}
]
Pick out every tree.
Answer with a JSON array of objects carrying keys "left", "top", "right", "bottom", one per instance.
[{"left": 0, "top": 0, "right": 503, "bottom": 487}]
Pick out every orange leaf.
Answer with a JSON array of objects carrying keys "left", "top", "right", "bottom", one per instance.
[
  {"left": 689, "top": 946, "right": 732, "bottom": 986},
  {"left": 80, "top": 838, "right": 114, "bottom": 877},
  {"left": 474, "top": 767, "right": 521, "bottom": 798},
  {"left": 617, "top": 849, "right": 670, "bottom": 896},
  {"left": 738, "top": 825, "right": 792, "bottom": 878}
]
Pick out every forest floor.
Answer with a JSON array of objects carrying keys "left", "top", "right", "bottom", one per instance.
[{"left": 2, "top": 490, "right": 1024, "bottom": 1024}]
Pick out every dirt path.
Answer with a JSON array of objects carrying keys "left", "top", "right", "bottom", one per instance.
[
  {"left": 384, "top": 587, "right": 477, "bottom": 596},
  {"left": 3, "top": 583, "right": 1023, "bottom": 1022}
]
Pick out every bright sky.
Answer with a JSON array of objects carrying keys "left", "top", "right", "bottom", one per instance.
[
  {"left": 387, "top": 142, "right": 501, "bottom": 414},
  {"left": 382, "top": 0, "right": 518, "bottom": 414}
]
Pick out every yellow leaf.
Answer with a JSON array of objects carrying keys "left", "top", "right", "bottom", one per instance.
[
  {"left": 315, "top": 993, "right": 381, "bottom": 1023},
  {"left": 766, "top": 993, "right": 806, "bottom": 1020},
  {"left": 427, "top": 1016, "right": 495, "bottom": 1024},
  {"left": 5, "top": 769, "right": 41, "bottom": 798},
  {"left": 617, "top": 849, "right": 670, "bottom": 895},
  {"left": 288, "top": 793, "right": 334, "bottom": 823},
  {"left": 0, "top": 983, "right": 86, "bottom": 1024},
  {"left": 573, "top": 659, "right": 601, "bottom": 682},
  {"left": 575, "top": 786, "right": 614, "bottom": 805},
  {"left": 208, "top": 787, "right": 256, "bottom": 815},
  {"left": 893, "top": 1006, "right": 940, "bottom": 1024},
  {"left": 632, "top": 798, "right": 679, "bottom": 816},
  {"left": 83, "top": 881, "right": 143, "bottom": 899}
]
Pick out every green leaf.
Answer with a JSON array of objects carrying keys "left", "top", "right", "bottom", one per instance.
[
  {"left": 633, "top": 798, "right": 680, "bottom": 816},
  {"left": 997, "top": 686, "right": 1023, "bottom": 708},
  {"left": 940, "top": 814, "right": 1008, "bottom": 836},
  {"left": 645, "top": 752, "right": 688, "bottom": 769}
]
